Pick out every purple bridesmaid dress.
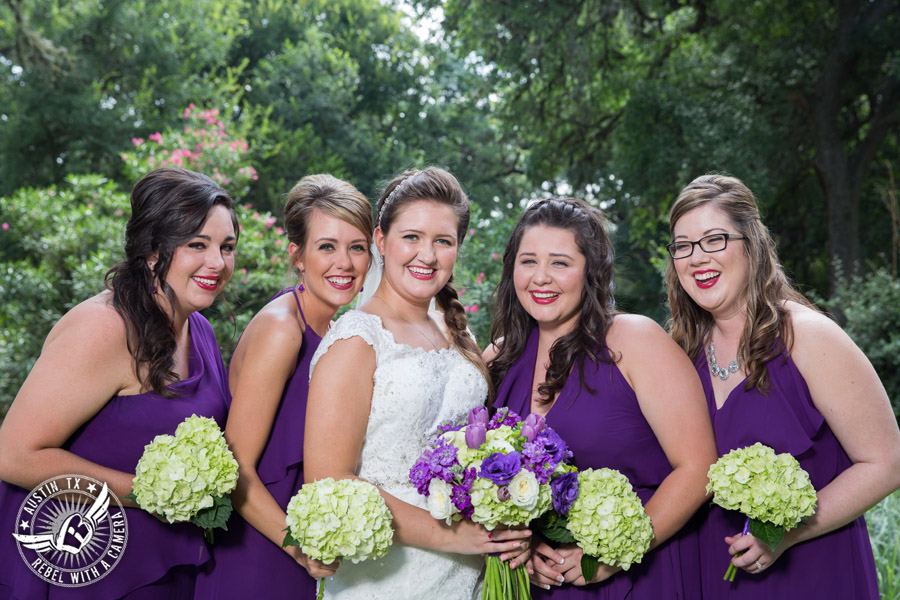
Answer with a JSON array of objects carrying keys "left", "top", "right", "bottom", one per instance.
[
  {"left": 495, "top": 327, "right": 701, "bottom": 600},
  {"left": 194, "top": 288, "right": 319, "bottom": 599},
  {"left": 0, "top": 312, "right": 229, "bottom": 600},
  {"left": 696, "top": 349, "right": 878, "bottom": 599}
]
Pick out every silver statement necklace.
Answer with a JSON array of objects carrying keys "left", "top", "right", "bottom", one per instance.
[{"left": 708, "top": 343, "right": 739, "bottom": 381}]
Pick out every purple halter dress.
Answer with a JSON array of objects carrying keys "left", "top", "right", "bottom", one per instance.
[
  {"left": 0, "top": 312, "right": 229, "bottom": 600},
  {"left": 695, "top": 348, "right": 878, "bottom": 599},
  {"left": 494, "top": 327, "right": 701, "bottom": 599},
  {"left": 194, "top": 288, "right": 319, "bottom": 599}
]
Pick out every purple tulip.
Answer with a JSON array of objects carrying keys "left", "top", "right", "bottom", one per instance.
[
  {"left": 551, "top": 472, "right": 579, "bottom": 515},
  {"left": 497, "top": 485, "right": 511, "bottom": 502},
  {"left": 522, "top": 413, "right": 546, "bottom": 436},
  {"left": 480, "top": 451, "right": 522, "bottom": 486},
  {"left": 468, "top": 406, "right": 489, "bottom": 426},
  {"left": 465, "top": 423, "right": 487, "bottom": 449}
]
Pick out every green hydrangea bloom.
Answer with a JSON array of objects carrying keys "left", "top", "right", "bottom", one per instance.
[
  {"left": 565, "top": 468, "right": 654, "bottom": 570},
  {"left": 131, "top": 414, "right": 238, "bottom": 523},
  {"left": 706, "top": 443, "right": 817, "bottom": 529},
  {"left": 285, "top": 478, "right": 393, "bottom": 564}
]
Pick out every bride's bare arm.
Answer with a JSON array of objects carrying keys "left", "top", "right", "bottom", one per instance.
[{"left": 304, "top": 336, "right": 528, "bottom": 557}]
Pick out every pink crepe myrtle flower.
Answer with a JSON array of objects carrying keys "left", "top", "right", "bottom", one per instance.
[
  {"left": 2, "top": 223, "right": 9, "bottom": 231},
  {"left": 470, "top": 304, "right": 480, "bottom": 313},
  {"left": 491, "top": 252, "right": 499, "bottom": 259},
  {"left": 475, "top": 272, "right": 485, "bottom": 284},
  {"left": 131, "top": 137, "right": 144, "bottom": 147},
  {"left": 265, "top": 216, "right": 277, "bottom": 228},
  {"left": 149, "top": 132, "right": 163, "bottom": 145}
]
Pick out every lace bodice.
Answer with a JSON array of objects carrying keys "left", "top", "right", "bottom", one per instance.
[{"left": 309, "top": 310, "right": 488, "bottom": 599}]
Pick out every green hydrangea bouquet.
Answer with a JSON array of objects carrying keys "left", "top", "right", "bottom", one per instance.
[
  {"left": 706, "top": 442, "right": 817, "bottom": 581},
  {"left": 283, "top": 478, "right": 393, "bottom": 600},
  {"left": 540, "top": 467, "right": 654, "bottom": 582},
  {"left": 127, "top": 414, "right": 238, "bottom": 542}
]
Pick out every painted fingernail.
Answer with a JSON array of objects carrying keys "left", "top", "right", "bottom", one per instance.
[
  {"left": 557, "top": 575, "right": 565, "bottom": 582},
  {"left": 557, "top": 558, "right": 565, "bottom": 564}
]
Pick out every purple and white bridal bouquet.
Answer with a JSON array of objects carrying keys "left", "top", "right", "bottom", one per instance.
[
  {"left": 707, "top": 443, "right": 817, "bottom": 581},
  {"left": 538, "top": 468, "right": 654, "bottom": 581},
  {"left": 409, "top": 406, "right": 573, "bottom": 600}
]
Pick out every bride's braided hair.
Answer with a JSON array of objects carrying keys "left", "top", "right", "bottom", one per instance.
[{"left": 376, "top": 167, "right": 492, "bottom": 403}]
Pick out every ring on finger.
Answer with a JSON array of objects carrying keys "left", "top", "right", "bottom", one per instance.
[{"left": 755, "top": 560, "right": 763, "bottom": 572}]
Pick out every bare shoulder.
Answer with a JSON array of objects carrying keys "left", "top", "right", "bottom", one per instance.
[
  {"left": 483, "top": 341, "right": 501, "bottom": 362},
  {"left": 46, "top": 292, "right": 128, "bottom": 354},
  {"left": 786, "top": 301, "right": 852, "bottom": 360},
  {"left": 240, "top": 294, "right": 305, "bottom": 351},
  {"left": 607, "top": 313, "right": 670, "bottom": 353}
]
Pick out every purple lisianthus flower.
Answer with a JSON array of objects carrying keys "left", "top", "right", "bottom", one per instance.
[
  {"left": 480, "top": 451, "right": 522, "bottom": 486},
  {"left": 533, "top": 429, "right": 572, "bottom": 464},
  {"left": 488, "top": 407, "right": 521, "bottom": 430},
  {"left": 550, "top": 472, "right": 579, "bottom": 515},
  {"left": 409, "top": 461, "right": 434, "bottom": 496},
  {"left": 497, "top": 485, "right": 511, "bottom": 502},
  {"left": 465, "top": 423, "right": 487, "bottom": 449},
  {"left": 468, "top": 406, "right": 489, "bottom": 426}
]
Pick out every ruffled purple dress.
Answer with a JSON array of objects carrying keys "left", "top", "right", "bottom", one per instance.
[
  {"left": 696, "top": 349, "right": 878, "bottom": 599},
  {"left": 0, "top": 312, "right": 229, "bottom": 600},
  {"left": 495, "top": 328, "right": 701, "bottom": 599},
  {"left": 194, "top": 288, "right": 319, "bottom": 599}
]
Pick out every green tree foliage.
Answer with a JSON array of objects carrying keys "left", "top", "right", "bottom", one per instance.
[
  {"left": 428, "top": 0, "right": 900, "bottom": 305},
  {"left": 0, "top": 106, "right": 287, "bottom": 416},
  {"left": 0, "top": 0, "right": 247, "bottom": 196}
]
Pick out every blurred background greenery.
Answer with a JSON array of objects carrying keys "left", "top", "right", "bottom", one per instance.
[{"left": 1, "top": 0, "right": 898, "bottom": 421}]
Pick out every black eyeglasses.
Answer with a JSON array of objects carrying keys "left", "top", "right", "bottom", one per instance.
[{"left": 666, "top": 233, "right": 745, "bottom": 259}]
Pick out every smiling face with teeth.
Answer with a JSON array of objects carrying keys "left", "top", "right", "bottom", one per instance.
[
  {"left": 161, "top": 204, "right": 236, "bottom": 322},
  {"left": 375, "top": 200, "right": 459, "bottom": 306},
  {"left": 291, "top": 208, "right": 370, "bottom": 316},
  {"left": 671, "top": 203, "right": 750, "bottom": 319},
  {"left": 513, "top": 225, "right": 586, "bottom": 335}
]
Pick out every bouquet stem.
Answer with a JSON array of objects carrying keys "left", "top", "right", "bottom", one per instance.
[
  {"left": 483, "top": 555, "right": 531, "bottom": 600},
  {"left": 723, "top": 517, "right": 751, "bottom": 582},
  {"left": 317, "top": 578, "right": 325, "bottom": 600}
]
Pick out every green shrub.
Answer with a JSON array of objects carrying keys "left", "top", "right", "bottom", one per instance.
[{"left": 828, "top": 267, "right": 900, "bottom": 420}]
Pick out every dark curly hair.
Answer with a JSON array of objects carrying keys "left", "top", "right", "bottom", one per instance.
[
  {"left": 105, "top": 167, "right": 238, "bottom": 397},
  {"left": 488, "top": 197, "right": 617, "bottom": 405}
]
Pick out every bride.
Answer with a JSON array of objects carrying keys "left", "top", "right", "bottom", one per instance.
[{"left": 304, "top": 167, "right": 530, "bottom": 598}]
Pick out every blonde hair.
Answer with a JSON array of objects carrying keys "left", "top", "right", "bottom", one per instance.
[
  {"left": 665, "top": 174, "right": 816, "bottom": 393},
  {"left": 284, "top": 174, "right": 374, "bottom": 268}
]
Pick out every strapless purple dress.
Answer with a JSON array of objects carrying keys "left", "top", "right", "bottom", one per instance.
[
  {"left": 696, "top": 348, "right": 878, "bottom": 599},
  {"left": 194, "top": 288, "right": 319, "bottom": 599},
  {"left": 494, "top": 327, "right": 701, "bottom": 599},
  {"left": 0, "top": 312, "right": 229, "bottom": 599}
]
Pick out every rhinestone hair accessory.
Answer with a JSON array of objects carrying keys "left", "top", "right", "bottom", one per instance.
[{"left": 376, "top": 172, "right": 418, "bottom": 228}]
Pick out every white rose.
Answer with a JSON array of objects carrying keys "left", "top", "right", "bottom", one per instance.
[
  {"left": 442, "top": 430, "right": 467, "bottom": 450},
  {"left": 508, "top": 470, "right": 539, "bottom": 511},
  {"left": 427, "top": 479, "right": 454, "bottom": 523},
  {"left": 483, "top": 434, "right": 516, "bottom": 454}
]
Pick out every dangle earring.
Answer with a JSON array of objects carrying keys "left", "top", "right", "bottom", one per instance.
[{"left": 297, "top": 270, "right": 305, "bottom": 292}]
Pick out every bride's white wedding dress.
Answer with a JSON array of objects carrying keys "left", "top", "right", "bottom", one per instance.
[{"left": 310, "top": 310, "right": 487, "bottom": 599}]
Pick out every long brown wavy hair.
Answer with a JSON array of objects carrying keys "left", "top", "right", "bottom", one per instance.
[
  {"left": 105, "top": 167, "right": 239, "bottom": 398},
  {"left": 665, "top": 174, "right": 816, "bottom": 393},
  {"left": 375, "top": 167, "right": 491, "bottom": 401},
  {"left": 488, "top": 198, "right": 617, "bottom": 405}
]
